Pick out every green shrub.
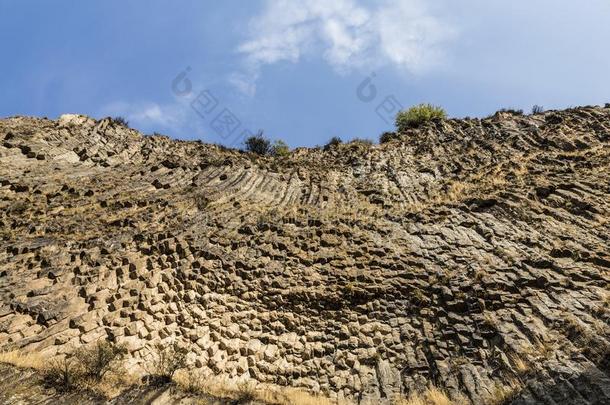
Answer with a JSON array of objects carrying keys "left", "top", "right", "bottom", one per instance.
[
  {"left": 323, "top": 136, "right": 343, "bottom": 151},
  {"left": 395, "top": 104, "right": 446, "bottom": 132},
  {"left": 244, "top": 131, "right": 271, "bottom": 155},
  {"left": 379, "top": 131, "right": 397, "bottom": 143},
  {"left": 271, "top": 140, "right": 290, "bottom": 157}
]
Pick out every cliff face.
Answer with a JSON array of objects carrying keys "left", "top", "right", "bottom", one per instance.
[{"left": 0, "top": 107, "right": 609, "bottom": 404}]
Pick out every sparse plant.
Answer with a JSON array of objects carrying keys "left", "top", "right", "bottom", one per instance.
[
  {"left": 344, "top": 282, "right": 357, "bottom": 297},
  {"left": 601, "top": 292, "right": 610, "bottom": 309},
  {"left": 525, "top": 337, "right": 556, "bottom": 360},
  {"left": 350, "top": 137, "right": 374, "bottom": 146},
  {"left": 531, "top": 105, "right": 544, "bottom": 114},
  {"left": 484, "top": 380, "right": 522, "bottom": 405},
  {"left": 175, "top": 370, "right": 207, "bottom": 394},
  {"left": 111, "top": 116, "right": 129, "bottom": 127},
  {"left": 498, "top": 108, "right": 524, "bottom": 116},
  {"left": 244, "top": 131, "right": 271, "bottom": 155},
  {"left": 147, "top": 341, "right": 189, "bottom": 382},
  {"left": 411, "top": 288, "right": 428, "bottom": 307},
  {"left": 379, "top": 131, "right": 398, "bottom": 143},
  {"left": 483, "top": 312, "right": 498, "bottom": 330},
  {"left": 235, "top": 381, "right": 258, "bottom": 403},
  {"left": 508, "top": 353, "right": 531, "bottom": 376},
  {"left": 394, "top": 386, "right": 455, "bottom": 405},
  {"left": 473, "top": 269, "right": 486, "bottom": 282},
  {"left": 174, "top": 370, "right": 338, "bottom": 405},
  {"left": 8, "top": 201, "right": 28, "bottom": 215},
  {"left": 323, "top": 136, "right": 343, "bottom": 151},
  {"left": 561, "top": 313, "right": 586, "bottom": 336},
  {"left": 44, "top": 357, "right": 78, "bottom": 391},
  {"left": 271, "top": 140, "right": 290, "bottom": 157},
  {"left": 74, "top": 341, "right": 127, "bottom": 380},
  {"left": 0, "top": 349, "right": 44, "bottom": 369},
  {"left": 395, "top": 104, "right": 446, "bottom": 132}
]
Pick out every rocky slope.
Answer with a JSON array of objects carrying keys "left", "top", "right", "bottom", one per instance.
[{"left": 0, "top": 107, "right": 609, "bottom": 404}]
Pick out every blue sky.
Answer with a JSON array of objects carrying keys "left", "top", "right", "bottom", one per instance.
[{"left": 2, "top": 1, "right": 610, "bottom": 147}]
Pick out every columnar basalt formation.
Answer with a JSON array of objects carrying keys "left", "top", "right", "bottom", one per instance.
[{"left": 0, "top": 108, "right": 609, "bottom": 404}]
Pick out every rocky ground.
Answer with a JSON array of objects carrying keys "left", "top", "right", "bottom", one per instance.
[{"left": 0, "top": 107, "right": 609, "bottom": 404}]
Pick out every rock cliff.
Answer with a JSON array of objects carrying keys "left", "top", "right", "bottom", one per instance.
[{"left": 0, "top": 107, "right": 609, "bottom": 404}]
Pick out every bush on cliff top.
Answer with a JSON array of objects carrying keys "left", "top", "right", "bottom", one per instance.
[
  {"left": 111, "top": 116, "right": 130, "bottom": 127},
  {"left": 323, "top": 136, "right": 343, "bottom": 151},
  {"left": 271, "top": 140, "right": 290, "bottom": 157},
  {"left": 244, "top": 131, "right": 271, "bottom": 155},
  {"left": 245, "top": 132, "right": 290, "bottom": 157},
  {"left": 395, "top": 104, "right": 446, "bottom": 132}
]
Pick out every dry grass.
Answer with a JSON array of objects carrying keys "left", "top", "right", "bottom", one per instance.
[
  {"left": 429, "top": 181, "right": 471, "bottom": 205},
  {"left": 593, "top": 291, "right": 610, "bottom": 318},
  {"left": 483, "top": 312, "right": 498, "bottom": 330},
  {"left": 1, "top": 345, "right": 135, "bottom": 400},
  {"left": 173, "top": 370, "right": 343, "bottom": 405},
  {"left": 508, "top": 353, "right": 530, "bottom": 376},
  {"left": 394, "top": 386, "right": 460, "bottom": 405},
  {"left": 74, "top": 370, "right": 138, "bottom": 399},
  {"left": 601, "top": 291, "right": 610, "bottom": 308},
  {"left": 523, "top": 338, "right": 556, "bottom": 361},
  {"left": 562, "top": 313, "right": 586, "bottom": 335},
  {"left": 0, "top": 349, "right": 45, "bottom": 370},
  {"left": 484, "top": 380, "right": 522, "bottom": 405},
  {"left": 0, "top": 349, "right": 529, "bottom": 405},
  {"left": 473, "top": 268, "right": 486, "bottom": 282}
]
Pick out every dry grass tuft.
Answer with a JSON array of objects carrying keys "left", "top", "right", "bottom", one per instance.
[
  {"left": 0, "top": 349, "right": 45, "bottom": 370},
  {"left": 508, "top": 353, "right": 531, "bottom": 376},
  {"left": 0, "top": 346, "right": 134, "bottom": 399},
  {"left": 484, "top": 380, "right": 522, "bottom": 405},
  {"left": 394, "top": 386, "right": 459, "bottom": 405},
  {"left": 173, "top": 370, "right": 341, "bottom": 405},
  {"left": 524, "top": 338, "right": 556, "bottom": 361},
  {"left": 483, "top": 312, "right": 498, "bottom": 330},
  {"left": 562, "top": 313, "right": 587, "bottom": 336}
]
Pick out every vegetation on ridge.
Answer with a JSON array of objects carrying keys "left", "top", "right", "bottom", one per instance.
[
  {"left": 245, "top": 131, "right": 291, "bottom": 156},
  {"left": 395, "top": 103, "right": 447, "bottom": 132}
]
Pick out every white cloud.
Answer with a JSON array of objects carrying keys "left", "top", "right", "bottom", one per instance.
[
  {"left": 234, "top": 0, "right": 456, "bottom": 94},
  {"left": 99, "top": 101, "right": 188, "bottom": 132}
]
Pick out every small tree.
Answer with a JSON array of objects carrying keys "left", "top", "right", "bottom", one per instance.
[
  {"left": 271, "top": 140, "right": 290, "bottom": 157},
  {"left": 395, "top": 104, "right": 446, "bottom": 132},
  {"left": 244, "top": 131, "right": 271, "bottom": 155},
  {"left": 531, "top": 105, "right": 544, "bottom": 114},
  {"left": 323, "top": 136, "right": 343, "bottom": 151}
]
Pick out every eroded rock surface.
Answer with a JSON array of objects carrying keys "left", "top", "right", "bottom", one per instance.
[{"left": 1, "top": 107, "right": 609, "bottom": 404}]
